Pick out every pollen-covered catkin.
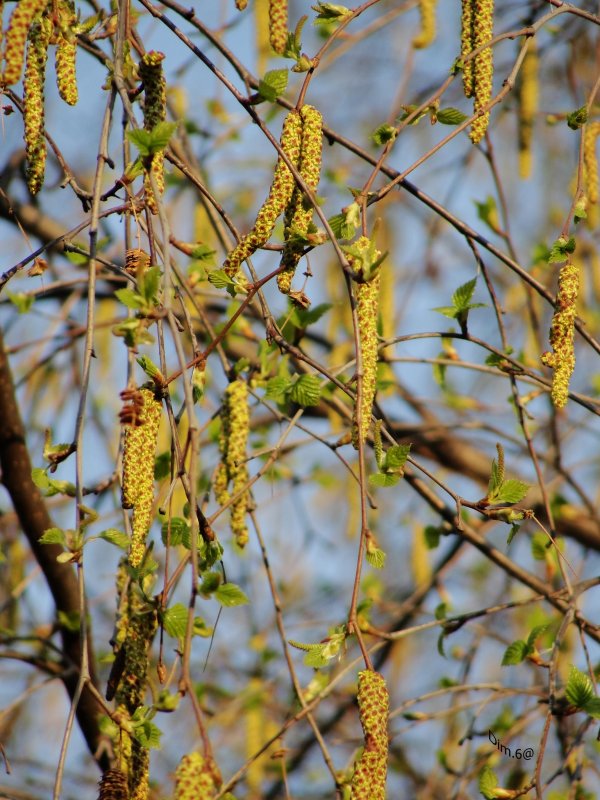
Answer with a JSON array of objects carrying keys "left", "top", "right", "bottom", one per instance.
[
  {"left": 223, "top": 110, "right": 302, "bottom": 279},
  {"left": 174, "top": 753, "right": 222, "bottom": 799},
  {"left": 413, "top": 0, "right": 437, "bottom": 49},
  {"left": 121, "top": 388, "right": 162, "bottom": 567},
  {"left": 349, "top": 237, "right": 382, "bottom": 449},
  {"left": 584, "top": 122, "right": 600, "bottom": 206},
  {"left": 2, "top": 0, "right": 48, "bottom": 86},
  {"left": 139, "top": 51, "right": 167, "bottom": 215},
  {"left": 350, "top": 670, "right": 389, "bottom": 800},
  {"left": 517, "top": 42, "right": 538, "bottom": 179},
  {"left": 541, "top": 260, "right": 579, "bottom": 409},
  {"left": 55, "top": 0, "right": 78, "bottom": 106},
  {"left": 460, "top": 0, "right": 474, "bottom": 98},
  {"left": 214, "top": 379, "right": 250, "bottom": 547},
  {"left": 269, "top": 0, "right": 287, "bottom": 55},
  {"left": 23, "top": 17, "right": 51, "bottom": 195},
  {"left": 469, "top": 0, "right": 495, "bottom": 145},
  {"left": 277, "top": 104, "right": 323, "bottom": 295}
]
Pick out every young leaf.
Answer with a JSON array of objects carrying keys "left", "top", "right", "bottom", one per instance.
[
  {"left": 289, "top": 374, "right": 321, "bottom": 406},
  {"left": 162, "top": 602, "right": 188, "bottom": 639},
  {"left": 39, "top": 527, "right": 66, "bottom": 545},
  {"left": 567, "top": 106, "right": 588, "bottom": 130},
  {"left": 114, "top": 288, "right": 146, "bottom": 310},
  {"left": 501, "top": 639, "right": 528, "bottom": 666},
  {"left": 257, "top": 69, "right": 289, "bottom": 102},
  {"left": 478, "top": 765, "right": 499, "bottom": 800},
  {"left": 436, "top": 107, "right": 468, "bottom": 125},
  {"left": 424, "top": 526, "right": 441, "bottom": 550},
  {"left": 139, "top": 266, "right": 161, "bottom": 303},
  {"left": 208, "top": 269, "right": 236, "bottom": 290},
  {"left": 215, "top": 583, "right": 249, "bottom": 607},
  {"left": 368, "top": 472, "right": 400, "bottom": 488},
  {"left": 265, "top": 376, "right": 292, "bottom": 401},
  {"left": 7, "top": 292, "right": 34, "bottom": 314},
  {"left": 565, "top": 665, "right": 594, "bottom": 709},
  {"left": 161, "top": 517, "right": 190, "bottom": 547},
  {"left": 452, "top": 278, "right": 477, "bottom": 310},
  {"left": 491, "top": 479, "right": 529, "bottom": 505},
  {"left": 365, "top": 545, "right": 386, "bottom": 569},
  {"left": 148, "top": 120, "right": 178, "bottom": 153},
  {"left": 548, "top": 236, "right": 576, "bottom": 263},
  {"left": 98, "top": 529, "right": 130, "bottom": 550},
  {"left": 127, "top": 128, "right": 153, "bottom": 157},
  {"left": 384, "top": 444, "right": 411, "bottom": 471},
  {"left": 131, "top": 719, "right": 162, "bottom": 749},
  {"left": 371, "top": 123, "right": 397, "bottom": 146}
]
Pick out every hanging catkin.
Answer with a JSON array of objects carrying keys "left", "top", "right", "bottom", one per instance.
[
  {"left": 55, "top": 0, "right": 78, "bottom": 106},
  {"left": 412, "top": 0, "right": 437, "bottom": 49},
  {"left": 350, "top": 670, "right": 389, "bottom": 799},
  {"left": 462, "top": 0, "right": 495, "bottom": 144},
  {"left": 517, "top": 42, "right": 538, "bottom": 179},
  {"left": 223, "top": 110, "right": 302, "bottom": 279},
  {"left": 23, "top": 16, "right": 51, "bottom": 195},
  {"left": 541, "top": 260, "right": 579, "bottom": 409},
  {"left": 460, "top": 0, "right": 474, "bottom": 99},
  {"left": 277, "top": 104, "right": 323, "bottom": 295},
  {"left": 139, "top": 51, "right": 167, "bottom": 215},
  {"left": 2, "top": 0, "right": 48, "bottom": 86},
  {"left": 173, "top": 753, "right": 222, "bottom": 799},
  {"left": 121, "top": 387, "right": 162, "bottom": 567},
  {"left": 269, "top": 0, "right": 287, "bottom": 55}
]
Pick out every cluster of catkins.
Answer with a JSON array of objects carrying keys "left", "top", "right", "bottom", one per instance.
[
  {"left": 2, "top": 0, "right": 79, "bottom": 194},
  {"left": 120, "top": 387, "right": 162, "bottom": 567},
  {"left": 223, "top": 105, "right": 323, "bottom": 296},
  {"left": 138, "top": 51, "right": 167, "bottom": 214},
  {"left": 214, "top": 379, "right": 251, "bottom": 548},
  {"left": 541, "top": 261, "right": 580, "bottom": 409},
  {"left": 349, "top": 236, "right": 383, "bottom": 449},
  {"left": 349, "top": 670, "right": 389, "bottom": 799},
  {"left": 460, "top": 0, "right": 495, "bottom": 144}
]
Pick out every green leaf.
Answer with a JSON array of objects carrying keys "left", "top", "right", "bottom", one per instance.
[
  {"left": 98, "top": 529, "right": 130, "bottom": 550},
  {"left": 127, "top": 128, "right": 152, "bottom": 157},
  {"left": 289, "top": 302, "right": 332, "bottom": 328},
  {"left": 131, "top": 719, "right": 162, "bottom": 749},
  {"left": 265, "top": 376, "right": 292, "bottom": 401},
  {"left": 215, "top": 583, "right": 249, "bottom": 607},
  {"left": 289, "top": 374, "right": 321, "bottom": 406},
  {"left": 501, "top": 639, "right": 528, "bottom": 666},
  {"left": 257, "top": 69, "right": 289, "bottom": 102},
  {"left": 436, "top": 107, "right": 468, "bottom": 125},
  {"left": 452, "top": 278, "right": 477, "bottom": 310},
  {"left": 154, "top": 452, "right": 171, "bottom": 480},
  {"left": 114, "top": 288, "right": 146, "bottom": 310},
  {"left": 506, "top": 523, "right": 520, "bottom": 544},
  {"left": 548, "top": 236, "right": 576, "bottom": 263},
  {"left": 162, "top": 602, "right": 188, "bottom": 639},
  {"left": 531, "top": 532, "right": 548, "bottom": 561},
  {"left": 189, "top": 243, "right": 216, "bottom": 263},
  {"left": 312, "top": 1, "right": 351, "bottom": 23},
  {"left": 284, "top": 14, "right": 307, "bottom": 59},
  {"left": 478, "top": 765, "right": 499, "bottom": 799},
  {"left": 435, "top": 602, "right": 448, "bottom": 620},
  {"left": 139, "top": 266, "right": 161, "bottom": 303},
  {"left": 424, "top": 525, "right": 441, "bottom": 550},
  {"left": 7, "top": 292, "right": 34, "bottom": 314},
  {"left": 527, "top": 624, "right": 550, "bottom": 649},
  {"left": 565, "top": 665, "right": 594, "bottom": 709},
  {"left": 371, "top": 123, "right": 397, "bottom": 146},
  {"left": 161, "top": 517, "right": 190, "bottom": 548},
  {"left": 567, "top": 106, "right": 588, "bottom": 130},
  {"left": 207, "top": 269, "right": 236, "bottom": 290},
  {"left": 365, "top": 545, "right": 386, "bottom": 569},
  {"left": 475, "top": 196, "right": 500, "bottom": 233},
  {"left": 39, "top": 527, "right": 66, "bottom": 545},
  {"left": 437, "top": 630, "right": 447, "bottom": 658},
  {"left": 582, "top": 697, "right": 600, "bottom": 719},
  {"left": 492, "top": 479, "right": 529, "bottom": 505},
  {"left": 368, "top": 472, "right": 400, "bottom": 488},
  {"left": 136, "top": 355, "right": 162, "bottom": 381},
  {"left": 303, "top": 645, "right": 330, "bottom": 668},
  {"left": 384, "top": 443, "right": 411, "bottom": 471},
  {"left": 148, "top": 120, "right": 178, "bottom": 153}
]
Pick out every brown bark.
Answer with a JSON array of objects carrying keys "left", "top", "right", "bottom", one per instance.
[{"left": 0, "top": 328, "right": 108, "bottom": 771}]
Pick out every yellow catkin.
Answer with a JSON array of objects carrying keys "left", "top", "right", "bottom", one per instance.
[
  {"left": 174, "top": 752, "right": 222, "bottom": 799},
  {"left": 268, "top": 0, "right": 287, "bottom": 55},
  {"left": 277, "top": 104, "right": 323, "bottom": 295},
  {"left": 541, "top": 260, "right": 579, "bottom": 409},
  {"left": 469, "top": 0, "right": 495, "bottom": 144},
  {"left": 2, "top": 0, "right": 48, "bottom": 85},
  {"left": 23, "top": 16, "right": 51, "bottom": 195},
  {"left": 349, "top": 237, "right": 382, "bottom": 449},
  {"left": 223, "top": 110, "right": 302, "bottom": 279},
  {"left": 55, "top": 0, "right": 78, "bottom": 105},
  {"left": 215, "top": 379, "right": 250, "bottom": 547},
  {"left": 255, "top": 0, "right": 271, "bottom": 76},
  {"left": 121, "top": 388, "right": 162, "bottom": 567},
  {"left": 350, "top": 670, "right": 389, "bottom": 800},
  {"left": 584, "top": 122, "right": 600, "bottom": 206},
  {"left": 413, "top": 0, "right": 437, "bottom": 49},
  {"left": 460, "top": 0, "right": 474, "bottom": 98},
  {"left": 139, "top": 51, "right": 167, "bottom": 215},
  {"left": 517, "top": 42, "right": 538, "bottom": 179}
]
